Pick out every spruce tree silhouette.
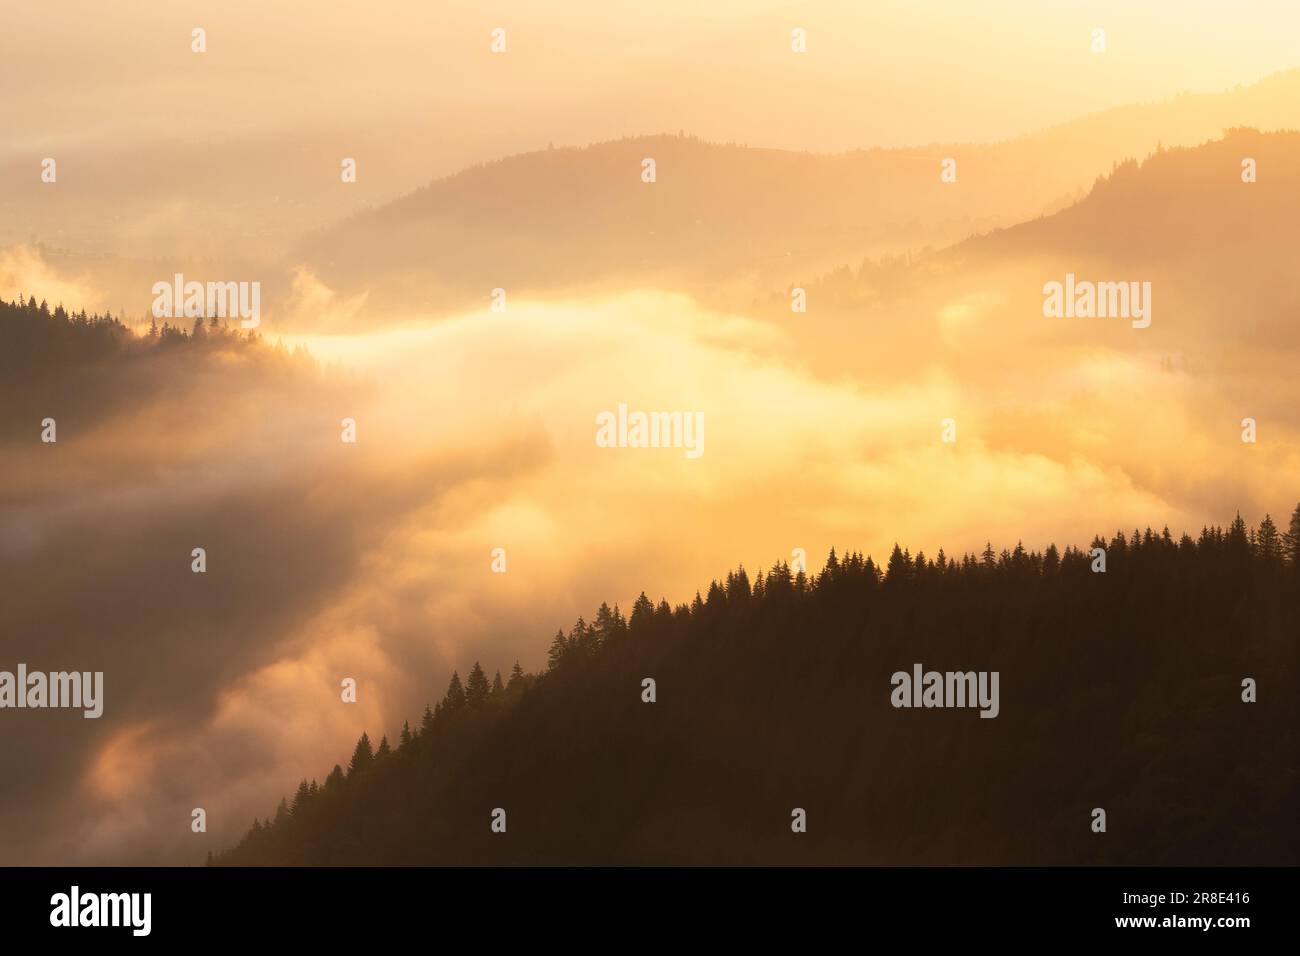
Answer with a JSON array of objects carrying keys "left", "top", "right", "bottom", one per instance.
[
  {"left": 465, "top": 663, "right": 490, "bottom": 705},
  {"left": 444, "top": 672, "right": 466, "bottom": 710},
  {"left": 1285, "top": 505, "right": 1300, "bottom": 570},
  {"left": 346, "top": 734, "right": 373, "bottom": 778}
]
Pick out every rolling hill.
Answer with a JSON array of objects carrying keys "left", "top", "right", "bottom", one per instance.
[{"left": 295, "top": 69, "right": 1300, "bottom": 319}]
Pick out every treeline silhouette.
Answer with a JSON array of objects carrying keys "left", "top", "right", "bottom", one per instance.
[
  {"left": 215, "top": 510, "right": 1300, "bottom": 866},
  {"left": 0, "top": 295, "right": 316, "bottom": 439},
  {"left": 0, "top": 293, "right": 259, "bottom": 362}
]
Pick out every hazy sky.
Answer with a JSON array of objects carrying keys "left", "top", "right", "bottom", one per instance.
[{"left": 5, "top": 0, "right": 1300, "bottom": 176}]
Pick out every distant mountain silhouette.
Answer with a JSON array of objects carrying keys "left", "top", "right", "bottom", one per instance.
[
  {"left": 958, "top": 127, "right": 1299, "bottom": 264},
  {"left": 297, "top": 69, "right": 1300, "bottom": 319},
  {"left": 215, "top": 515, "right": 1300, "bottom": 865},
  {"left": 762, "top": 127, "right": 1300, "bottom": 384}
]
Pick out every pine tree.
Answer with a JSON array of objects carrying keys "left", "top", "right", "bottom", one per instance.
[
  {"left": 491, "top": 670, "right": 505, "bottom": 695},
  {"left": 1257, "top": 514, "right": 1282, "bottom": 563},
  {"left": 1228, "top": 513, "right": 1249, "bottom": 546},
  {"left": 547, "top": 630, "right": 568, "bottom": 670},
  {"left": 347, "top": 733, "right": 374, "bottom": 777},
  {"left": 592, "top": 603, "right": 617, "bottom": 644},
  {"left": 292, "top": 779, "right": 310, "bottom": 815},
  {"left": 399, "top": 721, "right": 413, "bottom": 748},
  {"left": 569, "top": 616, "right": 592, "bottom": 654},
  {"left": 886, "top": 543, "right": 911, "bottom": 584},
  {"left": 466, "top": 662, "right": 490, "bottom": 704},
  {"left": 508, "top": 661, "right": 525, "bottom": 689},
  {"left": 629, "top": 592, "right": 655, "bottom": 633},
  {"left": 376, "top": 735, "right": 391, "bottom": 758},
  {"left": 1285, "top": 503, "right": 1300, "bottom": 569},
  {"left": 420, "top": 704, "right": 435, "bottom": 735},
  {"left": 444, "top": 671, "right": 466, "bottom": 710}
]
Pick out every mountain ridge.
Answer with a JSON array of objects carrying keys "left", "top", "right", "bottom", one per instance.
[{"left": 293, "top": 68, "right": 1300, "bottom": 319}]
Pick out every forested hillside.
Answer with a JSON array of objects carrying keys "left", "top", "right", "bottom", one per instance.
[
  {"left": 0, "top": 295, "right": 320, "bottom": 439},
  {"left": 216, "top": 514, "right": 1300, "bottom": 866}
]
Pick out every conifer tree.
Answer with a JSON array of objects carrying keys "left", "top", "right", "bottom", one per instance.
[
  {"left": 444, "top": 671, "right": 466, "bottom": 710},
  {"left": 592, "top": 603, "right": 617, "bottom": 643},
  {"left": 547, "top": 630, "right": 568, "bottom": 670},
  {"left": 347, "top": 733, "right": 374, "bottom": 777},
  {"left": 466, "top": 663, "right": 490, "bottom": 705},
  {"left": 569, "top": 616, "right": 592, "bottom": 654},
  {"left": 886, "top": 543, "right": 911, "bottom": 583},
  {"left": 1257, "top": 514, "right": 1282, "bottom": 563},
  {"left": 629, "top": 592, "right": 655, "bottom": 633},
  {"left": 1285, "top": 503, "right": 1300, "bottom": 569}
]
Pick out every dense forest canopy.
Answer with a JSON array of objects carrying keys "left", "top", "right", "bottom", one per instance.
[
  {"left": 215, "top": 510, "right": 1300, "bottom": 866},
  {"left": 1, "top": 292, "right": 250, "bottom": 359}
]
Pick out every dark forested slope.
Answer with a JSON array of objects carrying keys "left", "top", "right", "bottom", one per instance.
[
  {"left": 216, "top": 516, "right": 1300, "bottom": 866},
  {"left": 0, "top": 295, "right": 324, "bottom": 441}
]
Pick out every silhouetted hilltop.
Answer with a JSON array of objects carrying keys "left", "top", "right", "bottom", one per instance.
[
  {"left": 215, "top": 513, "right": 1300, "bottom": 866},
  {"left": 959, "top": 127, "right": 1300, "bottom": 262},
  {"left": 299, "top": 133, "right": 1009, "bottom": 314},
  {"left": 769, "top": 127, "right": 1300, "bottom": 383},
  {"left": 297, "top": 67, "right": 1300, "bottom": 318}
]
